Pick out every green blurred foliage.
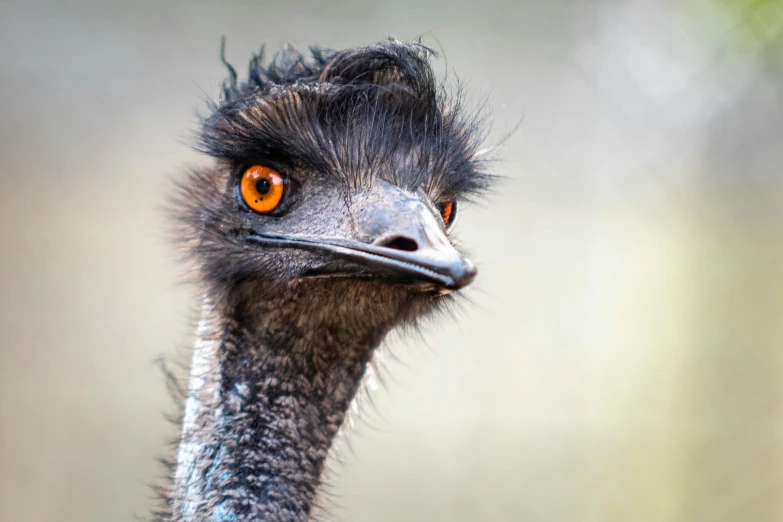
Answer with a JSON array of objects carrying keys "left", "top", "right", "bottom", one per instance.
[{"left": 725, "top": 0, "right": 783, "bottom": 59}]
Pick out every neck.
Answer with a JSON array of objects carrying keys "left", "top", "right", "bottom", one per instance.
[{"left": 170, "top": 288, "right": 388, "bottom": 522}]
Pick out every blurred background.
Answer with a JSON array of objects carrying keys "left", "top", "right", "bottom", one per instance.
[{"left": 1, "top": 0, "right": 782, "bottom": 521}]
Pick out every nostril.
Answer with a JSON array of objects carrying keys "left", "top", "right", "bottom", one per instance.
[{"left": 379, "top": 236, "right": 419, "bottom": 252}]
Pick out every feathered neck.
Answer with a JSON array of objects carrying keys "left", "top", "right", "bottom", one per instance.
[{"left": 169, "top": 291, "right": 388, "bottom": 522}]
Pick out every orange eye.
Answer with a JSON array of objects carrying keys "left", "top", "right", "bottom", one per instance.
[
  {"left": 439, "top": 200, "right": 456, "bottom": 228},
  {"left": 240, "top": 165, "right": 284, "bottom": 214}
]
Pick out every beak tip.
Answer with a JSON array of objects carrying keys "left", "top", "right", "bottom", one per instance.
[{"left": 446, "top": 258, "right": 477, "bottom": 290}]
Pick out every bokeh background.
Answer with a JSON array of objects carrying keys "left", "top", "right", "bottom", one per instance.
[{"left": 1, "top": 0, "right": 782, "bottom": 521}]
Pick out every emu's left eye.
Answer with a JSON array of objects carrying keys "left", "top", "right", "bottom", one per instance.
[
  {"left": 439, "top": 200, "right": 457, "bottom": 228},
  {"left": 240, "top": 165, "right": 284, "bottom": 214}
]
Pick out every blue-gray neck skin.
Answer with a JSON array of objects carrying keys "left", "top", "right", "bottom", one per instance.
[{"left": 170, "top": 291, "right": 391, "bottom": 522}]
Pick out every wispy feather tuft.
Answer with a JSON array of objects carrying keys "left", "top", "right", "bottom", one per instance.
[{"left": 202, "top": 38, "right": 495, "bottom": 200}]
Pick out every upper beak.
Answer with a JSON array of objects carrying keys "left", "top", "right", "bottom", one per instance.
[{"left": 245, "top": 187, "right": 477, "bottom": 291}]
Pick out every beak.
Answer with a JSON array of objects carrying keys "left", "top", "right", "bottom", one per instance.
[{"left": 244, "top": 186, "right": 477, "bottom": 291}]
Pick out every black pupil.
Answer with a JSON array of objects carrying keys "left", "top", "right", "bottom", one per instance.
[{"left": 256, "top": 178, "right": 271, "bottom": 195}]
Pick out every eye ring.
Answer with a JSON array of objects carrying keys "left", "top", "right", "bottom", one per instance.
[
  {"left": 439, "top": 200, "right": 457, "bottom": 228},
  {"left": 240, "top": 165, "right": 285, "bottom": 214}
]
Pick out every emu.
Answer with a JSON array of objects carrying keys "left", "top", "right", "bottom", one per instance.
[{"left": 158, "top": 39, "right": 492, "bottom": 522}]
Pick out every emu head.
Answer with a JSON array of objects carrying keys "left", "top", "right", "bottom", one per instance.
[{"left": 175, "top": 39, "right": 492, "bottom": 334}]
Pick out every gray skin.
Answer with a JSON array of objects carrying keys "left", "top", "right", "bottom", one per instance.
[{"left": 167, "top": 164, "right": 477, "bottom": 522}]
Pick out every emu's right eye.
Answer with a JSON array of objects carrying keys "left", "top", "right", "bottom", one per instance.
[
  {"left": 240, "top": 165, "right": 284, "bottom": 214},
  {"left": 439, "top": 200, "right": 457, "bottom": 228}
]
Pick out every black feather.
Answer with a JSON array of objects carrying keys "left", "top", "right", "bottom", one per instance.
[{"left": 203, "top": 38, "right": 494, "bottom": 200}]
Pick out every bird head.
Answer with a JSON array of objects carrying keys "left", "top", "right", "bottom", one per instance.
[{"left": 174, "top": 40, "right": 492, "bottom": 328}]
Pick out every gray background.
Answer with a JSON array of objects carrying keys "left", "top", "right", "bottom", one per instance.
[{"left": 1, "top": 0, "right": 782, "bottom": 521}]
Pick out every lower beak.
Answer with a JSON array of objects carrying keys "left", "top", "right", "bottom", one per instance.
[{"left": 245, "top": 234, "right": 476, "bottom": 290}]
